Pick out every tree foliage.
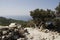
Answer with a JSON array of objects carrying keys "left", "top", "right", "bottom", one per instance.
[
  {"left": 0, "top": 17, "right": 27, "bottom": 26},
  {"left": 55, "top": 2, "right": 60, "bottom": 14},
  {"left": 30, "top": 9, "right": 55, "bottom": 27}
]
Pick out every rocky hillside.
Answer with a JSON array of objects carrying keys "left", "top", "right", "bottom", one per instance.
[
  {"left": 18, "top": 28, "right": 60, "bottom": 40},
  {"left": 0, "top": 23, "right": 60, "bottom": 40}
]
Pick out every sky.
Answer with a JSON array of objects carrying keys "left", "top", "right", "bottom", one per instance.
[{"left": 0, "top": 0, "right": 59, "bottom": 16}]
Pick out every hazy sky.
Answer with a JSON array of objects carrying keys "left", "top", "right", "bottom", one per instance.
[{"left": 0, "top": 0, "right": 59, "bottom": 16}]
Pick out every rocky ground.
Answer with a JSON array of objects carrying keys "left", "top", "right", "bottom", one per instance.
[
  {"left": 0, "top": 23, "right": 60, "bottom": 40},
  {"left": 0, "top": 27, "right": 60, "bottom": 40},
  {"left": 17, "top": 28, "right": 60, "bottom": 40}
]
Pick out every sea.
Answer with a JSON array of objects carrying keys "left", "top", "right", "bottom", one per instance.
[{"left": 4, "top": 15, "right": 32, "bottom": 21}]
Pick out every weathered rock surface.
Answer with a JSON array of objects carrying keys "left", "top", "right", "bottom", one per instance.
[{"left": 22, "top": 28, "right": 60, "bottom": 40}]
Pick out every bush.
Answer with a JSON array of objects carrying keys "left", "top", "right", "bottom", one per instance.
[{"left": 53, "top": 19, "right": 60, "bottom": 32}]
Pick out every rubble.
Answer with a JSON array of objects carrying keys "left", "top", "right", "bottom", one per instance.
[
  {"left": 25, "top": 28, "right": 60, "bottom": 40},
  {"left": 0, "top": 23, "right": 60, "bottom": 40},
  {"left": 0, "top": 23, "right": 29, "bottom": 40}
]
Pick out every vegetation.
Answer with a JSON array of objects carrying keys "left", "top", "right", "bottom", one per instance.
[
  {"left": 30, "top": 2, "right": 60, "bottom": 32},
  {"left": 55, "top": 2, "right": 60, "bottom": 16},
  {"left": 0, "top": 17, "right": 27, "bottom": 26},
  {"left": 53, "top": 2, "right": 60, "bottom": 32},
  {"left": 26, "top": 20, "right": 35, "bottom": 27},
  {"left": 0, "top": 2, "right": 60, "bottom": 32},
  {"left": 30, "top": 9, "right": 55, "bottom": 28}
]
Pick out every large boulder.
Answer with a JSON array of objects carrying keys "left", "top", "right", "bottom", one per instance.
[{"left": 9, "top": 23, "right": 17, "bottom": 28}]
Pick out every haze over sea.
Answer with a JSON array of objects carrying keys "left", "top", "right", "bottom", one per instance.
[
  {"left": 0, "top": 0, "right": 59, "bottom": 21},
  {"left": 3, "top": 16, "right": 32, "bottom": 21}
]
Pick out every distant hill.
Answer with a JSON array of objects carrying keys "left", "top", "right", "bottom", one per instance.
[
  {"left": 0, "top": 17, "right": 27, "bottom": 26},
  {"left": 4, "top": 16, "right": 32, "bottom": 21}
]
